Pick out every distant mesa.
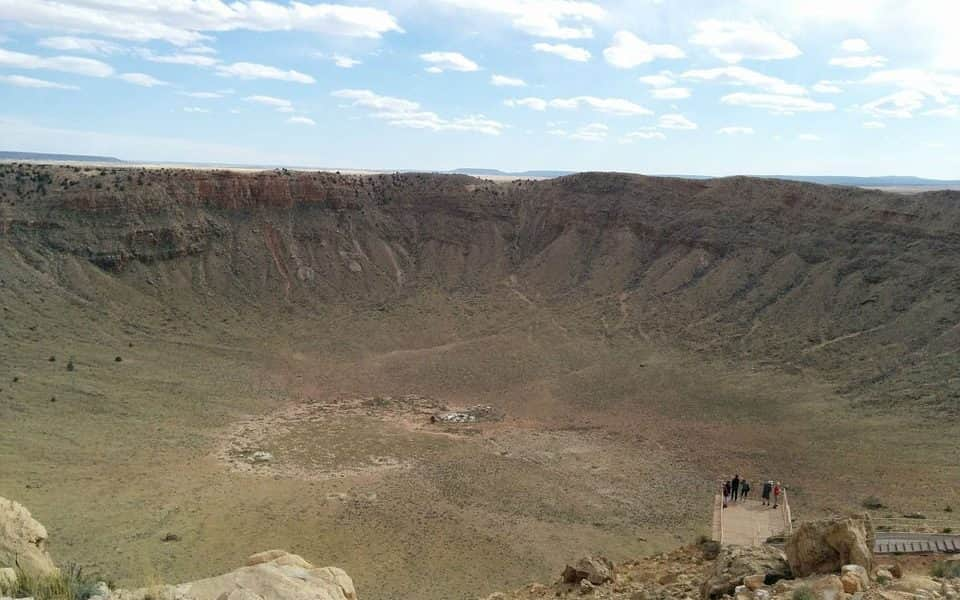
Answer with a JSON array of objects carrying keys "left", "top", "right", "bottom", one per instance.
[{"left": 0, "top": 150, "right": 122, "bottom": 163}]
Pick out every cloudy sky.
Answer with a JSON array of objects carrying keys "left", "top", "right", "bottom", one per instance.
[{"left": 1, "top": 0, "right": 959, "bottom": 176}]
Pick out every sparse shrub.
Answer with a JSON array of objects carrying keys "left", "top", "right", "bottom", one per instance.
[
  {"left": 943, "top": 527, "right": 953, "bottom": 534},
  {"left": 12, "top": 376, "right": 18, "bottom": 383},
  {"left": 50, "top": 397, "right": 56, "bottom": 402},
  {"left": 932, "top": 560, "right": 960, "bottom": 578},
  {"left": 792, "top": 586, "right": 815, "bottom": 600},
  {"left": 1, "top": 562, "right": 102, "bottom": 600},
  {"left": 66, "top": 359, "right": 74, "bottom": 371},
  {"left": 946, "top": 505, "right": 954, "bottom": 513},
  {"left": 48, "top": 355, "right": 56, "bottom": 362},
  {"left": 862, "top": 496, "right": 885, "bottom": 510},
  {"left": 115, "top": 356, "right": 122, "bottom": 362}
]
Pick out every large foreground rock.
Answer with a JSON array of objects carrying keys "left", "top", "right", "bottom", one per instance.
[
  {"left": 560, "top": 556, "right": 615, "bottom": 585},
  {"left": 700, "top": 545, "right": 791, "bottom": 599},
  {"left": 785, "top": 514, "right": 874, "bottom": 578},
  {"left": 113, "top": 551, "right": 356, "bottom": 600},
  {"left": 0, "top": 497, "right": 58, "bottom": 577}
]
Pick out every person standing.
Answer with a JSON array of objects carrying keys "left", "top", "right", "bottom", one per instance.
[
  {"left": 722, "top": 480, "right": 731, "bottom": 508},
  {"left": 761, "top": 480, "right": 772, "bottom": 506},
  {"left": 773, "top": 482, "right": 782, "bottom": 509},
  {"left": 740, "top": 479, "right": 751, "bottom": 500},
  {"left": 731, "top": 474, "right": 741, "bottom": 502}
]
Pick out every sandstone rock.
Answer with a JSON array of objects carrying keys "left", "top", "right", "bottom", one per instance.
[
  {"left": 878, "top": 562, "right": 903, "bottom": 579},
  {"left": 785, "top": 515, "right": 874, "bottom": 578},
  {"left": 888, "top": 575, "right": 941, "bottom": 595},
  {"left": 841, "top": 572, "right": 861, "bottom": 594},
  {"left": 809, "top": 575, "right": 844, "bottom": 599},
  {"left": 744, "top": 574, "right": 766, "bottom": 590},
  {"left": 841, "top": 564, "right": 870, "bottom": 591},
  {"left": 117, "top": 551, "right": 356, "bottom": 600},
  {"left": 875, "top": 568, "right": 893, "bottom": 582},
  {"left": 0, "top": 497, "right": 58, "bottom": 577},
  {"left": 700, "top": 545, "right": 790, "bottom": 599},
  {"left": 561, "top": 556, "right": 615, "bottom": 586}
]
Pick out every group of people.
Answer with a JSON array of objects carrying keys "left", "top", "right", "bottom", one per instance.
[{"left": 721, "top": 475, "right": 782, "bottom": 509}]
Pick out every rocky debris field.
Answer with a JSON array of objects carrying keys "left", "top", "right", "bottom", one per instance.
[
  {"left": 4, "top": 494, "right": 960, "bottom": 600},
  {"left": 484, "top": 515, "right": 960, "bottom": 600}
]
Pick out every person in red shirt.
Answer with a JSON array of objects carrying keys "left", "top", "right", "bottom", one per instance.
[{"left": 773, "top": 482, "right": 782, "bottom": 509}]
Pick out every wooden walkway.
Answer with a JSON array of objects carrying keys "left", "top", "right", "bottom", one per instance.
[
  {"left": 875, "top": 533, "right": 960, "bottom": 554},
  {"left": 713, "top": 493, "right": 792, "bottom": 546}
]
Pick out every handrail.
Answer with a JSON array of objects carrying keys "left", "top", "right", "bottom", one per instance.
[{"left": 781, "top": 488, "right": 793, "bottom": 535}]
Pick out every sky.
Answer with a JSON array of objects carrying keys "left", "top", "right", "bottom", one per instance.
[{"left": 1, "top": 0, "right": 959, "bottom": 177}]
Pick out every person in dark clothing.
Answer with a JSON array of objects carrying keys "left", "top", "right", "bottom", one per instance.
[
  {"left": 731, "top": 474, "right": 741, "bottom": 501},
  {"left": 761, "top": 480, "right": 773, "bottom": 506},
  {"left": 740, "top": 479, "right": 751, "bottom": 500}
]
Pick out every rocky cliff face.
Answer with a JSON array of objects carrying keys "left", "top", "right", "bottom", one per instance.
[{"left": 2, "top": 163, "right": 960, "bottom": 410}]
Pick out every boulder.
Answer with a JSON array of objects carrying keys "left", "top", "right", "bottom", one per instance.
[
  {"left": 808, "top": 575, "right": 843, "bottom": 599},
  {"left": 887, "top": 575, "right": 941, "bottom": 595},
  {"left": 841, "top": 564, "right": 869, "bottom": 591},
  {"left": 114, "top": 551, "right": 356, "bottom": 600},
  {"left": 561, "top": 556, "right": 615, "bottom": 586},
  {"left": 0, "top": 497, "right": 58, "bottom": 577},
  {"left": 700, "top": 545, "right": 790, "bottom": 599},
  {"left": 743, "top": 574, "right": 765, "bottom": 590},
  {"left": 784, "top": 514, "right": 874, "bottom": 578},
  {"left": 840, "top": 572, "right": 861, "bottom": 594}
]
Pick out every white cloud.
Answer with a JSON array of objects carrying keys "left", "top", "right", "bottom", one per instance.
[
  {"left": 550, "top": 123, "right": 609, "bottom": 141},
  {"left": 716, "top": 126, "right": 754, "bottom": 135},
  {"left": 603, "top": 31, "right": 684, "bottom": 69},
  {"left": 841, "top": 38, "right": 870, "bottom": 53},
  {"left": 532, "top": 42, "right": 590, "bottom": 62},
  {"left": 721, "top": 92, "right": 835, "bottom": 114},
  {"left": 491, "top": 74, "right": 526, "bottom": 87},
  {"left": 638, "top": 73, "right": 675, "bottom": 88},
  {"left": 0, "top": 1, "right": 402, "bottom": 46},
  {"left": 658, "top": 113, "right": 697, "bottom": 130},
  {"left": 332, "top": 54, "right": 360, "bottom": 68},
  {"left": 621, "top": 130, "right": 666, "bottom": 142},
  {"left": 652, "top": 87, "right": 690, "bottom": 99},
  {"left": 690, "top": 20, "right": 801, "bottom": 63},
  {"left": 38, "top": 36, "right": 119, "bottom": 54},
  {"left": 420, "top": 51, "right": 480, "bottom": 73},
  {"left": 862, "top": 121, "right": 886, "bottom": 128},
  {"left": 798, "top": 133, "right": 822, "bottom": 141},
  {"left": 433, "top": 0, "right": 605, "bottom": 40},
  {"left": 925, "top": 105, "right": 959, "bottom": 118},
  {"left": 530, "top": 96, "right": 652, "bottom": 116},
  {"left": 244, "top": 95, "right": 294, "bottom": 112},
  {"left": 184, "top": 45, "right": 217, "bottom": 55},
  {"left": 119, "top": 72, "right": 167, "bottom": 87},
  {"left": 140, "top": 50, "right": 220, "bottom": 67},
  {"left": 216, "top": 62, "right": 314, "bottom": 84},
  {"left": 0, "top": 47, "right": 113, "bottom": 77},
  {"left": 287, "top": 116, "right": 316, "bottom": 126},
  {"left": 812, "top": 80, "right": 843, "bottom": 94},
  {"left": 504, "top": 97, "right": 548, "bottom": 110},
  {"left": 861, "top": 69, "right": 960, "bottom": 103},
  {"left": 861, "top": 90, "right": 926, "bottom": 118},
  {"left": 179, "top": 90, "right": 231, "bottom": 99},
  {"left": 829, "top": 55, "right": 887, "bottom": 68},
  {"left": 333, "top": 88, "right": 505, "bottom": 135},
  {"left": 183, "top": 107, "right": 210, "bottom": 113},
  {"left": 681, "top": 66, "right": 806, "bottom": 96},
  {"left": 0, "top": 74, "right": 78, "bottom": 89}
]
